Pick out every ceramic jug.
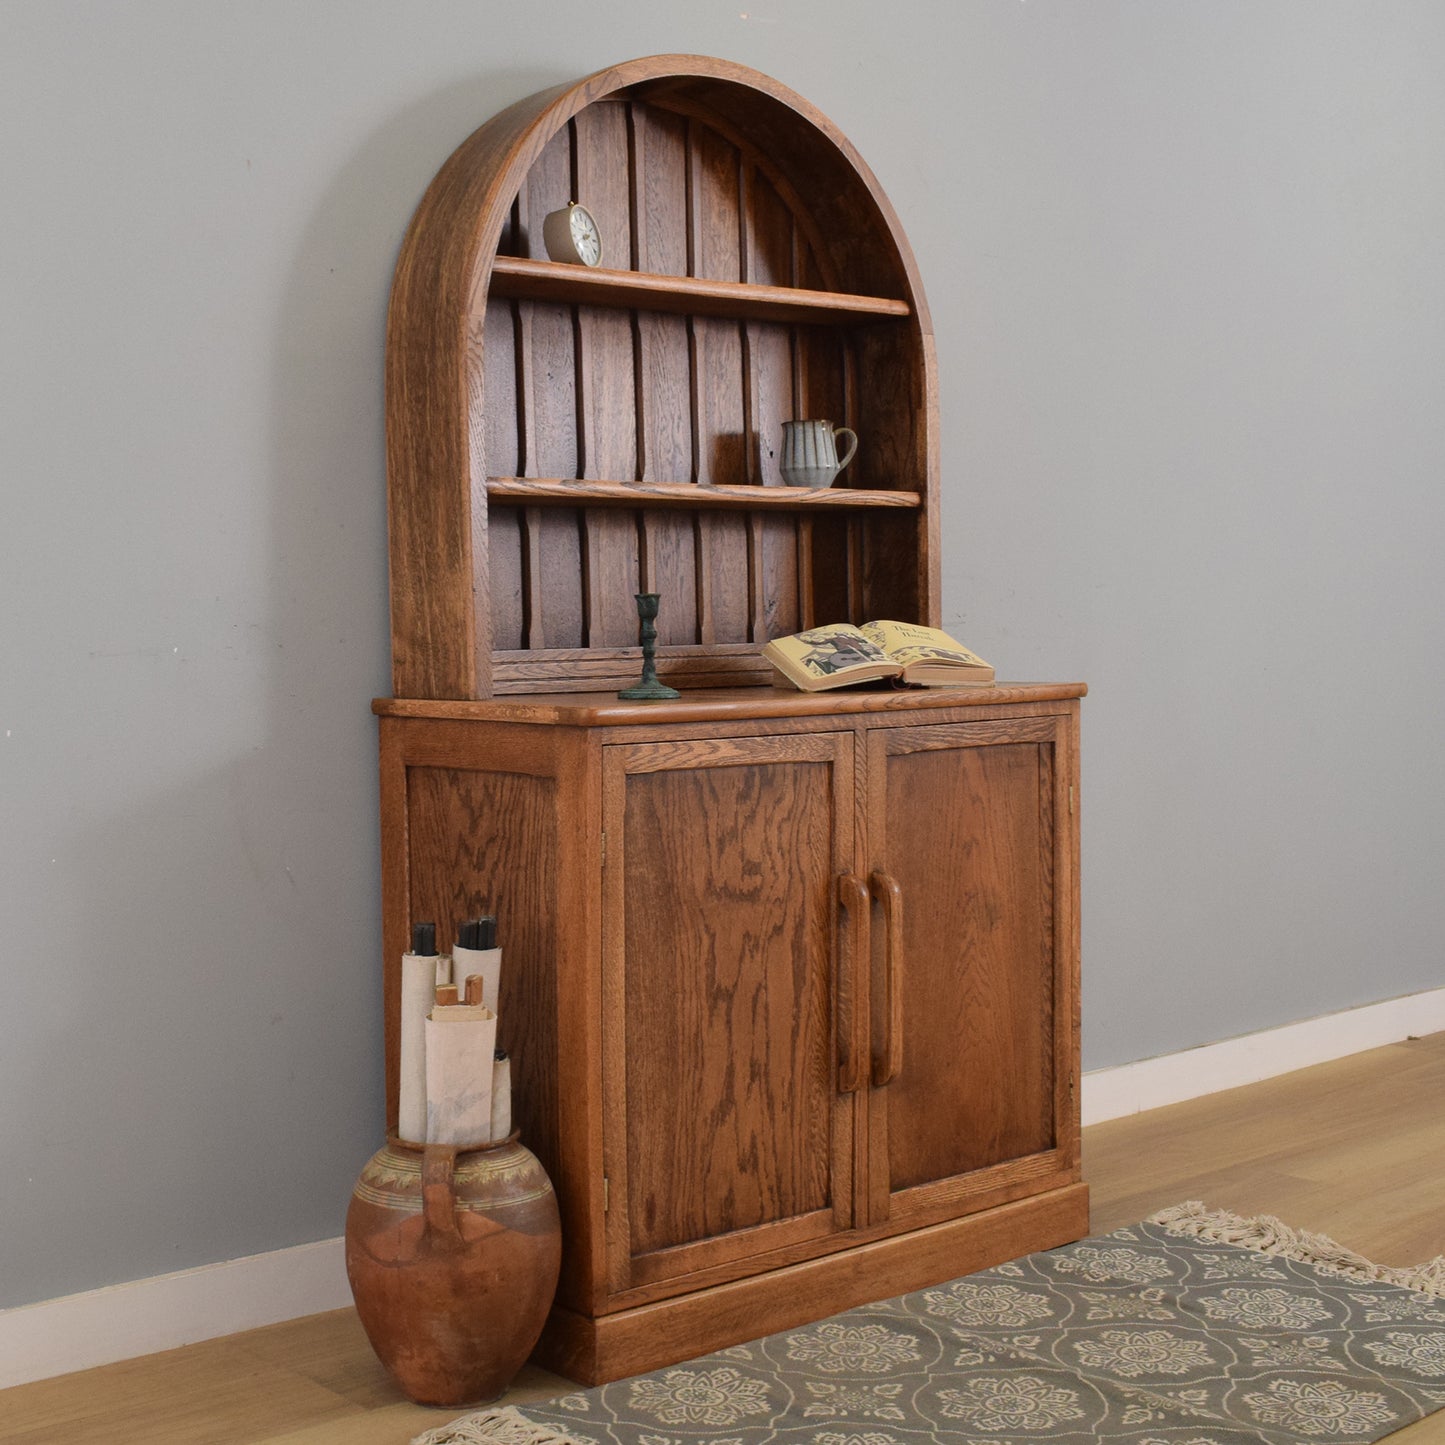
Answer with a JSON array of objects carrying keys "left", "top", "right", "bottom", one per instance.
[
  {"left": 780, "top": 419, "right": 858, "bottom": 488},
  {"left": 345, "top": 1132, "right": 561, "bottom": 1406}
]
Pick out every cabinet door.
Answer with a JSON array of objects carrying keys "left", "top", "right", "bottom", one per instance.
[
  {"left": 601, "top": 733, "right": 858, "bottom": 1299},
  {"left": 865, "top": 716, "right": 1078, "bottom": 1229}
]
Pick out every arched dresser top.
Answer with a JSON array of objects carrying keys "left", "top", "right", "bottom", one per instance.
[{"left": 386, "top": 55, "right": 940, "bottom": 700}]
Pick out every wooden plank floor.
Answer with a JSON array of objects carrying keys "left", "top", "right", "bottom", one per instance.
[{"left": 2, "top": 1031, "right": 1441, "bottom": 1444}]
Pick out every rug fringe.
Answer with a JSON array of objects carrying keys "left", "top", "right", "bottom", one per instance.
[
  {"left": 410, "top": 1404, "right": 585, "bottom": 1445},
  {"left": 1149, "top": 1200, "right": 1445, "bottom": 1298}
]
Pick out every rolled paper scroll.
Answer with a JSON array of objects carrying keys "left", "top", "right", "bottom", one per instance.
[
  {"left": 425, "top": 992, "right": 498, "bottom": 1146},
  {"left": 452, "top": 915, "right": 501, "bottom": 1014},
  {"left": 398, "top": 927, "right": 450, "bottom": 1145},
  {"left": 490, "top": 1051, "right": 512, "bottom": 1142}
]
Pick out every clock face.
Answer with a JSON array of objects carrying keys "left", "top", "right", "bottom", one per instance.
[{"left": 570, "top": 205, "right": 602, "bottom": 266}]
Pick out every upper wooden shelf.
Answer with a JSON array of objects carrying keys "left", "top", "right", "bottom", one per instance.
[
  {"left": 487, "top": 477, "right": 922, "bottom": 511},
  {"left": 485, "top": 256, "right": 912, "bottom": 326}
]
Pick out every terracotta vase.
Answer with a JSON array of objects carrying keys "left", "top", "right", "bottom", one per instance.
[{"left": 345, "top": 1133, "right": 561, "bottom": 1407}]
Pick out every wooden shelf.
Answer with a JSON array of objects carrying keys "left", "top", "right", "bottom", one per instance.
[
  {"left": 486, "top": 477, "right": 923, "bottom": 511},
  {"left": 485, "top": 256, "right": 911, "bottom": 325}
]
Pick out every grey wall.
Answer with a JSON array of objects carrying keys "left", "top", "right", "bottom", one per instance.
[{"left": 2, "top": 2, "right": 1441, "bottom": 1310}]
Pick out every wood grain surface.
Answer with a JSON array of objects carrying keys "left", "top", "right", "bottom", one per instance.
[
  {"left": 872, "top": 738, "right": 1056, "bottom": 1200},
  {"left": 603, "top": 734, "right": 855, "bottom": 1290},
  {"left": 486, "top": 257, "right": 911, "bottom": 322},
  {"left": 401, "top": 765, "right": 562, "bottom": 1205}
]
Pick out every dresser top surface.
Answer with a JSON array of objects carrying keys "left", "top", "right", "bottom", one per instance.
[{"left": 373, "top": 681, "right": 1086, "bottom": 727}]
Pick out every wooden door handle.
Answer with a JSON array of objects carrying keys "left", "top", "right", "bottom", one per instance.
[
  {"left": 836, "top": 873, "right": 870, "bottom": 1094},
  {"left": 870, "top": 871, "right": 904, "bottom": 1086}
]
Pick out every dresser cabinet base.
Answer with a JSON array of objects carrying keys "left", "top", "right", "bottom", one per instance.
[{"left": 534, "top": 1183, "right": 1090, "bottom": 1385}]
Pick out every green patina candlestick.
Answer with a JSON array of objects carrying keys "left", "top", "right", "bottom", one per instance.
[{"left": 618, "top": 592, "right": 680, "bottom": 700}]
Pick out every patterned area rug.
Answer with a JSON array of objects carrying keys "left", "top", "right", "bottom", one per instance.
[{"left": 415, "top": 1204, "right": 1445, "bottom": 1445}]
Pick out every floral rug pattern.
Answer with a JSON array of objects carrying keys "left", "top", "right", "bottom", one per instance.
[{"left": 416, "top": 1206, "right": 1445, "bottom": 1445}]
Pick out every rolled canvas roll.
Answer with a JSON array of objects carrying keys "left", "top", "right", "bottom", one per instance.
[
  {"left": 490, "top": 1052, "right": 512, "bottom": 1141},
  {"left": 425, "top": 1010, "right": 498, "bottom": 1146},
  {"left": 398, "top": 950, "right": 451, "bottom": 1144}
]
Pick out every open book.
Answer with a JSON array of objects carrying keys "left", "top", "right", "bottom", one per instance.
[{"left": 763, "top": 620, "right": 995, "bottom": 692}]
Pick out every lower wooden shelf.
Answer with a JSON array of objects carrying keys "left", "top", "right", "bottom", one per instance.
[{"left": 487, "top": 477, "right": 922, "bottom": 511}]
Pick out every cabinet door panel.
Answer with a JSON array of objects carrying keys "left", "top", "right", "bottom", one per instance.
[
  {"left": 603, "top": 733, "right": 856, "bottom": 1294},
  {"left": 868, "top": 718, "right": 1074, "bottom": 1226}
]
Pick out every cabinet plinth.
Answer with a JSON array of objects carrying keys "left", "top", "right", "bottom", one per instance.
[{"left": 377, "top": 685, "right": 1085, "bottom": 1382}]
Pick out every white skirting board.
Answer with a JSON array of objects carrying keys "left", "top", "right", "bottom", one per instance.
[
  {"left": 0, "top": 1237, "right": 351, "bottom": 1392},
  {"left": 2, "top": 985, "right": 1442, "bottom": 1391},
  {"left": 1082, "top": 984, "right": 1445, "bottom": 1126}
]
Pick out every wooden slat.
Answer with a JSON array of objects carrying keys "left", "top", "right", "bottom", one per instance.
[
  {"left": 748, "top": 175, "right": 800, "bottom": 638},
  {"left": 797, "top": 516, "right": 816, "bottom": 630},
  {"left": 632, "top": 104, "right": 697, "bottom": 645},
  {"left": 522, "top": 506, "right": 546, "bottom": 649},
  {"left": 575, "top": 106, "right": 641, "bottom": 649},
  {"left": 847, "top": 516, "right": 865, "bottom": 622},
  {"left": 843, "top": 312, "right": 863, "bottom": 617},
  {"left": 685, "top": 120, "right": 714, "bottom": 645},
  {"left": 740, "top": 164, "right": 765, "bottom": 641},
  {"left": 482, "top": 303, "right": 523, "bottom": 649},
  {"left": 692, "top": 122, "right": 748, "bottom": 641},
  {"left": 627, "top": 103, "right": 655, "bottom": 618},
  {"left": 490, "top": 506, "right": 524, "bottom": 649},
  {"left": 524, "top": 132, "right": 579, "bottom": 477},
  {"left": 522, "top": 130, "right": 586, "bottom": 650},
  {"left": 790, "top": 221, "right": 809, "bottom": 631},
  {"left": 486, "top": 255, "right": 911, "bottom": 324},
  {"left": 693, "top": 512, "right": 715, "bottom": 645},
  {"left": 488, "top": 478, "right": 921, "bottom": 510},
  {"left": 513, "top": 200, "right": 535, "bottom": 474},
  {"left": 796, "top": 214, "right": 850, "bottom": 632}
]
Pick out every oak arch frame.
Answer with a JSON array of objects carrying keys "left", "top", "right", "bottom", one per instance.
[{"left": 385, "top": 53, "right": 940, "bottom": 699}]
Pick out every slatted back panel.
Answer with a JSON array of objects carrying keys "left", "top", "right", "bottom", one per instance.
[{"left": 479, "top": 98, "right": 921, "bottom": 693}]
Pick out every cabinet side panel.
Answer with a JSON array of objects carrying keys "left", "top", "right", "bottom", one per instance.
[
  {"left": 620, "top": 761, "right": 836, "bottom": 1255},
  {"left": 882, "top": 743, "right": 1055, "bottom": 1187},
  {"left": 404, "top": 767, "right": 561, "bottom": 1186}
]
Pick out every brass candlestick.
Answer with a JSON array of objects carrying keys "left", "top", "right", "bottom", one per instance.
[{"left": 618, "top": 593, "right": 680, "bottom": 700}]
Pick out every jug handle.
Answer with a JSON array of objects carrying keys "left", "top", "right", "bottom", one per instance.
[
  {"left": 421, "top": 1143, "right": 465, "bottom": 1252},
  {"left": 833, "top": 427, "right": 858, "bottom": 473}
]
